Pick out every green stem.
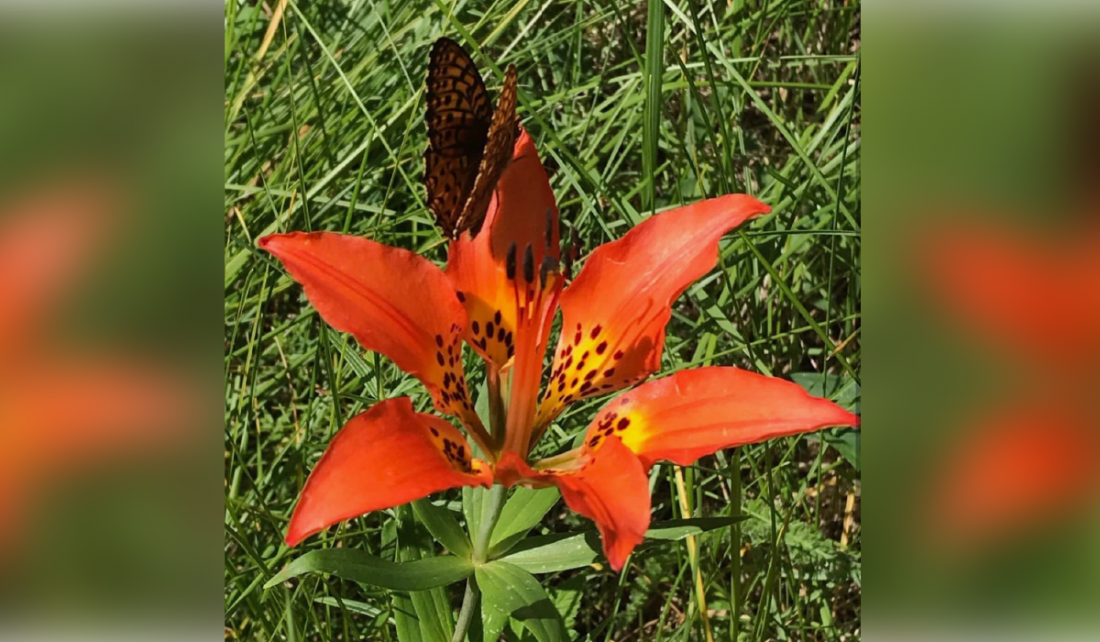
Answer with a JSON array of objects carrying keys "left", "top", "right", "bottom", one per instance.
[
  {"left": 451, "top": 367, "right": 510, "bottom": 642},
  {"left": 487, "top": 366, "right": 507, "bottom": 448},
  {"left": 473, "top": 484, "right": 507, "bottom": 563},
  {"left": 729, "top": 447, "right": 742, "bottom": 642},
  {"left": 451, "top": 579, "right": 479, "bottom": 642},
  {"left": 451, "top": 481, "right": 507, "bottom": 641}
]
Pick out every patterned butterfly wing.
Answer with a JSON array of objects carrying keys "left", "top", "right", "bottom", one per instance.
[
  {"left": 425, "top": 38, "right": 492, "bottom": 238},
  {"left": 453, "top": 63, "right": 518, "bottom": 239}
]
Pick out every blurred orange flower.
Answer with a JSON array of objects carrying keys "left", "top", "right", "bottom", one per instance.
[
  {"left": 0, "top": 180, "right": 194, "bottom": 550},
  {"left": 919, "top": 210, "right": 1100, "bottom": 548}
]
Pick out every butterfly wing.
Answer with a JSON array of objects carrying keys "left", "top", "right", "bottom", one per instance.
[
  {"left": 454, "top": 64, "right": 518, "bottom": 239},
  {"left": 425, "top": 38, "right": 493, "bottom": 238}
]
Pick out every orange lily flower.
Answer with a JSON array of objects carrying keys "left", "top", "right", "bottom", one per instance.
[
  {"left": 261, "top": 127, "right": 861, "bottom": 570},
  {"left": 0, "top": 181, "right": 194, "bottom": 551}
]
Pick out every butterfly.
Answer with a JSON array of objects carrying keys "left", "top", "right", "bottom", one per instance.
[{"left": 425, "top": 37, "right": 518, "bottom": 240}]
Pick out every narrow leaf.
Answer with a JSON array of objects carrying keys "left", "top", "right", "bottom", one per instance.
[
  {"left": 413, "top": 498, "right": 472, "bottom": 557},
  {"left": 497, "top": 517, "right": 745, "bottom": 574},
  {"left": 264, "top": 549, "right": 472, "bottom": 590},
  {"left": 645, "top": 516, "right": 747, "bottom": 540}
]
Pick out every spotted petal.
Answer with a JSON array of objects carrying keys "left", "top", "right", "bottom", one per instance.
[
  {"left": 496, "top": 436, "right": 650, "bottom": 571},
  {"left": 446, "top": 126, "right": 560, "bottom": 369},
  {"left": 259, "top": 232, "right": 484, "bottom": 437},
  {"left": 285, "top": 398, "right": 493, "bottom": 547},
  {"left": 537, "top": 195, "right": 770, "bottom": 428},
  {"left": 582, "top": 367, "right": 860, "bottom": 469}
]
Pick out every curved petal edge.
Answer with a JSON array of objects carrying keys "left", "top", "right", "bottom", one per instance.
[
  {"left": 285, "top": 398, "right": 492, "bottom": 547},
  {"left": 584, "top": 366, "right": 860, "bottom": 469}
]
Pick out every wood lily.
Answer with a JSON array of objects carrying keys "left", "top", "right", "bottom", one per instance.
[{"left": 261, "top": 127, "right": 860, "bottom": 570}]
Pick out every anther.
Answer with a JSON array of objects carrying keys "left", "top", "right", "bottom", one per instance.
[
  {"left": 506, "top": 241, "right": 517, "bottom": 280},
  {"left": 539, "top": 254, "right": 559, "bottom": 284},
  {"left": 522, "top": 244, "right": 535, "bottom": 283}
]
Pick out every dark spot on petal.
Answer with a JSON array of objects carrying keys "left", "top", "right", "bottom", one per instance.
[
  {"left": 436, "top": 352, "right": 445, "bottom": 366},
  {"left": 604, "top": 368, "right": 616, "bottom": 377},
  {"left": 596, "top": 341, "right": 608, "bottom": 355},
  {"left": 617, "top": 418, "right": 630, "bottom": 430},
  {"left": 590, "top": 325, "right": 602, "bottom": 339},
  {"left": 435, "top": 334, "right": 444, "bottom": 347},
  {"left": 472, "top": 321, "right": 480, "bottom": 335}
]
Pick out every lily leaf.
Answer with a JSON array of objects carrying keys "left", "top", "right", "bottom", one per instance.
[
  {"left": 488, "top": 486, "right": 561, "bottom": 556},
  {"left": 497, "top": 516, "right": 745, "bottom": 574},
  {"left": 412, "top": 498, "right": 471, "bottom": 557},
  {"left": 645, "top": 516, "right": 747, "bottom": 540},
  {"left": 791, "top": 373, "right": 861, "bottom": 471},
  {"left": 264, "top": 548, "right": 472, "bottom": 591},
  {"left": 395, "top": 509, "right": 455, "bottom": 642},
  {"left": 313, "top": 596, "right": 389, "bottom": 620},
  {"left": 494, "top": 531, "right": 602, "bottom": 574},
  {"left": 790, "top": 372, "right": 860, "bottom": 411},
  {"left": 476, "top": 561, "right": 568, "bottom": 642}
]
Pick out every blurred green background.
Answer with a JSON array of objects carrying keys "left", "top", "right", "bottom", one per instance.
[
  {"left": 866, "top": 5, "right": 1100, "bottom": 635},
  {"left": 0, "top": 8, "right": 222, "bottom": 633}
]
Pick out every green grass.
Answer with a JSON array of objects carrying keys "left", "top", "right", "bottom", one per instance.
[{"left": 224, "top": 0, "right": 861, "bottom": 640}]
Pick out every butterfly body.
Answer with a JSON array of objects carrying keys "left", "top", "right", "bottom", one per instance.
[{"left": 425, "top": 37, "right": 517, "bottom": 240}]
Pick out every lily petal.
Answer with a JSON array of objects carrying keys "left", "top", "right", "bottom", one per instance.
[
  {"left": 537, "top": 195, "right": 770, "bottom": 428},
  {"left": 583, "top": 367, "right": 860, "bottom": 469},
  {"left": 496, "top": 436, "right": 649, "bottom": 571},
  {"left": 259, "top": 232, "right": 483, "bottom": 435},
  {"left": 285, "top": 398, "right": 492, "bottom": 547},
  {"left": 446, "top": 126, "right": 560, "bottom": 370}
]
